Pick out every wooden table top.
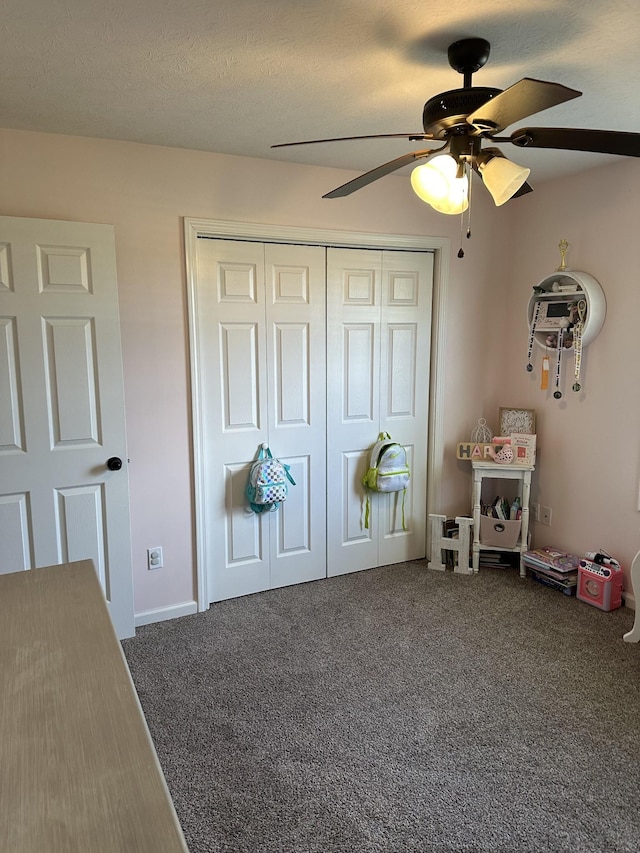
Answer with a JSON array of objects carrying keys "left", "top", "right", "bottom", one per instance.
[{"left": 0, "top": 560, "right": 189, "bottom": 852}]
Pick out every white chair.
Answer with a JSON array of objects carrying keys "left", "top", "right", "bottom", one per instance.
[{"left": 623, "top": 549, "right": 640, "bottom": 642}]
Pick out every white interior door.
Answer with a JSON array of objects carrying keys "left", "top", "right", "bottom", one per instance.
[
  {"left": 326, "top": 248, "right": 433, "bottom": 576},
  {"left": 194, "top": 238, "right": 326, "bottom": 602},
  {"left": 0, "top": 216, "right": 134, "bottom": 638}
]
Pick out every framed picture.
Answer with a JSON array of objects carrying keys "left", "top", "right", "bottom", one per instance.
[{"left": 499, "top": 407, "right": 536, "bottom": 436}]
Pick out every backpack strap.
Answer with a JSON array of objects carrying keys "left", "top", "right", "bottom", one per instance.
[
  {"left": 365, "top": 487, "right": 407, "bottom": 531},
  {"left": 282, "top": 462, "right": 296, "bottom": 486},
  {"left": 266, "top": 445, "right": 296, "bottom": 486},
  {"left": 255, "top": 444, "right": 268, "bottom": 462},
  {"left": 365, "top": 433, "right": 392, "bottom": 528}
]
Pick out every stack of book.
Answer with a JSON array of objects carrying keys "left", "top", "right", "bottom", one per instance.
[
  {"left": 478, "top": 551, "right": 520, "bottom": 570},
  {"left": 523, "top": 547, "right": 580, "bottom": 595},
  {"left": 481, "top": 495, "right": 522, "bottom": 520}
]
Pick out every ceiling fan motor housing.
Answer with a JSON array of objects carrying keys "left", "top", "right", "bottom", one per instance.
[{"left": 422, "top": 87, "right": 502, "bottom": 137}]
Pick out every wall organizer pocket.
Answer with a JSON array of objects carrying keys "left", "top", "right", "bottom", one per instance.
[{"left": 526, "top": 241, "right": 606, "bottom": 398}]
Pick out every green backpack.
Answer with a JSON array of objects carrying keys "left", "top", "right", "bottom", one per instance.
[{"left": 362, "top": 432, "right": 410, "bottom": 530}]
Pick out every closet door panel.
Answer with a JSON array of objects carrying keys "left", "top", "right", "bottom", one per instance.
[
  {"left": 265, "top": 243, "right": 326, "bottom": 588},
  {"left": 327, "top": 248, "right": 433, "bottom": 575},
  {"left": 326, "top": 249, "right": 381, "bottom": 575},
  {"left": 195, "top": 239, "right": 270, "bottom": 602},
  {"left": 220, "top": 322, "right": 260, "bottom": 430},
  {"left": 213, "top": 462, "right": 268, "bottom": 602},
  {"left": 341, "top": 448, "right": 372, "bottom": 545},
  {"left": 386, "top": 323, "right": 417, "bottom": 418},
  {"left": 378, "top": 251, "right": 432, "bottom": 566},
  {"left": 270, "top": 453, "right": 320, "bottom": 588},
  {"left": 272, "top": 322, "right": 309, "bottom": 426},
  {"left": 344, "top": 323, "right": 376, "bottom": 420}
]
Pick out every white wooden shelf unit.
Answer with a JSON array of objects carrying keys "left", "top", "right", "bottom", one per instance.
[{"left": 472, "top": 460, "right": 534, "bottom": 577}]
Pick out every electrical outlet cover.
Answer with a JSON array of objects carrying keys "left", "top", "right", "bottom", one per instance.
[{"left": 147, "top": 547, "right": 163, "bottom": 570}]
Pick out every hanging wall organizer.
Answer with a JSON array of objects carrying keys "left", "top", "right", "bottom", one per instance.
[{"left": 526, "top": 240, "right": 606, "bottom": 398}]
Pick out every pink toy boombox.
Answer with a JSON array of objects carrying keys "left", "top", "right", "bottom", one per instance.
[{"left": 576, "top": 556, "right": 623, "bottom": 612}]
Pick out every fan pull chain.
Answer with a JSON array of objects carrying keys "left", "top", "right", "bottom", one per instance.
[
  {"left": 458, "top": 205, "right": 465, "bottom": 258},
  {"left": 457, "top": 162, "right": 472, "bottom": 258},
  {"left": 466, "top": 160, "right": 473, "bottom": 240}
]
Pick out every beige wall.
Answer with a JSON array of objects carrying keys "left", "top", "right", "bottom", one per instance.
[
  {"left": 495, "top": 160, "right": 640, "bottom": 599},
  {"left": 3, "top": 128, "right": 637, "bottom": 613},
  {"left": 0, "top": 128, "right": 502, "bottom": 616}
]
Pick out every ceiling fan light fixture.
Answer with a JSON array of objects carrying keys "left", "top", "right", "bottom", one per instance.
[
  {"left": 410, "top": 155, "right": 469, "bottom": 215},
  {"left": 478, "top": 153, "right": 531, "bottom": 206}
]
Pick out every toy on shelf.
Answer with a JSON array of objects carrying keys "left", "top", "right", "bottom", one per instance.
[{"left": 487, "top": 442, "right": 514, "bottom": 464}]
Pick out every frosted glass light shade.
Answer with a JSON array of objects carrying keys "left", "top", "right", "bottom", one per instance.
[
  {"left": 479, "top": 156, "right": 530, "bottom": 206},
  {"left": 411, "top": 155, "right": 469, "bottom": 215}
]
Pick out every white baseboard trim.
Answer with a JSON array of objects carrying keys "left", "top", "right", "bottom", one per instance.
[
  {"left": 133, "top": 592, "right": 635, "bottom": 624},
  {"left": 135, "top": 600, "right": 198, "bottom": 628}
]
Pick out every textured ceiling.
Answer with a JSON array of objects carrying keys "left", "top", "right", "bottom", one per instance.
[{"left": 2, "top": 0, "right": 640, "bottom": 191}]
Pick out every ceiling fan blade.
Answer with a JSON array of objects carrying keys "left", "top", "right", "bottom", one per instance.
[
  {"left": 271, "top": 133, "right": 432, "bottom": 149},
  {"left": 507, "top": 127, "right": 640, "bottom": 157},
  {"left": 323, "top": 146, "right": 445, "bottom": 198},
  {"left": 467, "top": 78, "right": 581, "bottom": 133}
]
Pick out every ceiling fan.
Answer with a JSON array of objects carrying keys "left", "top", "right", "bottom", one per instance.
[{"left": 272, "top": 38, "right": 640, "bottom": 214}]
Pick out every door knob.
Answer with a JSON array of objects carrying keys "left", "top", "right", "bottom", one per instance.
[{"left": 106, "top": 456, "right": 123, "bottom": 471}]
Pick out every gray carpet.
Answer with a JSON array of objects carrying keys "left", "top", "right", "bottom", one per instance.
[{"left": 122, "top": 562, "right": 640, "bottom": 853}]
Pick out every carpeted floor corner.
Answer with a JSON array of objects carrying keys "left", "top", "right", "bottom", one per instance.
[{"left": 122, "top": 562, "right": 640, "bottom": 853}]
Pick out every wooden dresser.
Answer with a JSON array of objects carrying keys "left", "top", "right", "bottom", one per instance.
[{"left": 0, "top": 560, "right": 189, "bottom": 852}]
